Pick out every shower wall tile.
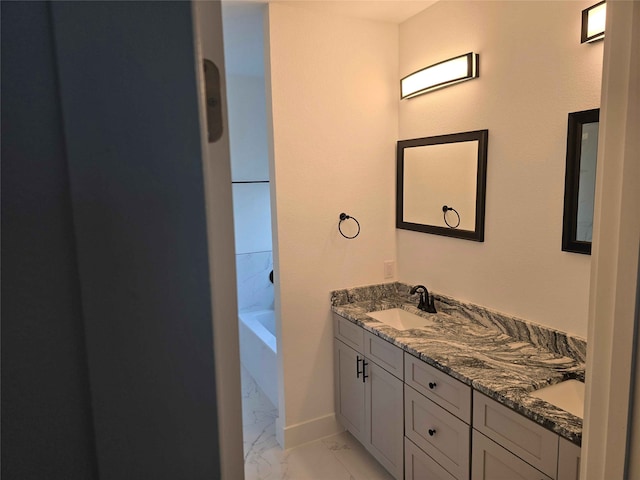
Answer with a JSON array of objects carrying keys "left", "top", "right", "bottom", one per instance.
[
  {"left": 232, "top": 182, "right": 273, "bottom": 254},
  {"left": 236, "top": 251, "right": 274, "bottom": 312},
  {"left": 227, "top": 76, "right": 270, "bottom": 183}
]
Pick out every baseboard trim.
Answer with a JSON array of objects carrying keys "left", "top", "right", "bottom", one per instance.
[{"left": 276, "top": 413, "right": 344, "bottom": 449}]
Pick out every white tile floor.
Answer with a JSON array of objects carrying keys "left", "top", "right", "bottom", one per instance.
[{"left": 241, "top": 367, "right": 394, "bottom": 480}]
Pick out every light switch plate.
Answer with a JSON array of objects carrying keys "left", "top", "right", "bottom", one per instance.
[{"left": 384, "top": 260, "right": 395, "bottom": 279}]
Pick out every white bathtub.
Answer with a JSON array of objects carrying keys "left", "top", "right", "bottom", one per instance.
[{"left": 238, "top": 309, "right": 278, "bottom": 408}]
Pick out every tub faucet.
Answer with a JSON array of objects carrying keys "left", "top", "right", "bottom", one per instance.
[{"left": 409, "top": 285, "right": 437, "bottom": 314}]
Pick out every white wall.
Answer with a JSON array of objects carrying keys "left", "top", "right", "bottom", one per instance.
[
  {"left": 398, "top": 1, "right": 603, "bottom": 338},
  {"left": 266, "top": 3, "right": 398, "bottom": 446}
]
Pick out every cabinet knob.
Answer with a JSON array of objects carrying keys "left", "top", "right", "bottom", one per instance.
[
  {"left": 428, "top": 429, "right": 436, "bottom": 436},
  {"left": 428, "top": 382, "right": 437, "bottom": 389}
]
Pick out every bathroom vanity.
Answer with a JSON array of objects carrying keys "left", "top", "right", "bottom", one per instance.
[{"left": 331, "top": 282, "right": 585, "bottom": 480}]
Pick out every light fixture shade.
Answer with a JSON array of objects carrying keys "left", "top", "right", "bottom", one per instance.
[
  {"left": 401, "top": 52, "right": 479, "bottom": 99},
  {"left": 581, "top": 1, "right": 606, "bottom": 43}
]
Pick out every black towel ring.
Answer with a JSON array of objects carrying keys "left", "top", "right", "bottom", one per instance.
[
  {"left": 442, "top": 205, "right": 461, "bottom": 229},
  {"left": 338, "top": 213, "right": 360, "bottom": 239}
]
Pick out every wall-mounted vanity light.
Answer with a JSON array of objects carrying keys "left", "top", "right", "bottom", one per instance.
[
  {"left": 581, "top": 1, "right": 606, "bottom": 43},
  {"left": 400, "top": 52, "right": 479, "bottom": 99}
]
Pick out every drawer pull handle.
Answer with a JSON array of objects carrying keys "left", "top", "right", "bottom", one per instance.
[
  {"left": 428, "top": 382, "right": 437, "bottom": 389},
  {"left": 428, "top": 429, "right": 436, "bottom": 436},
  {"left": 362, "top": 360, "right": 369, "bottom": 383},
  {"left": 356, "top": 356, "right": 363, "bottom": 378}
]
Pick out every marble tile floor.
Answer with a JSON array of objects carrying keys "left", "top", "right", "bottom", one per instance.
[{"left": 241, "top": 367, "right": 394, "bottom": 480}]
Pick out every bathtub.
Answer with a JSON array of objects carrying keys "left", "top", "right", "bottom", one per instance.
[{"left": 238, "top": 309, "right": 278, "bottom": 408}]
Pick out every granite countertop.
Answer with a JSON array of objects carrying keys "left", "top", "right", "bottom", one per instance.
[{"left": 331, "top": 283, "right": 585, "bottom": 446}]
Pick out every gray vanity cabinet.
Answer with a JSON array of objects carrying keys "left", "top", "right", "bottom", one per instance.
[
  {"left": 333, "top": 313, "right": 582, "bottom": 480},
  {"left": 333, "top": 315, "right": 404, "bottom": 479}
]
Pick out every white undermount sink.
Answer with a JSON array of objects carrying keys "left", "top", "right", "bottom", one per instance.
[
  {"left": 367, "top": 308, "right": 435, "bottom": 331},
  {"left": 530, "top": 379, "right": 585, "bottom": 419}
]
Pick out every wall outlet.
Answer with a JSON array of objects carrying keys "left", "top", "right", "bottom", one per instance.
[{"left": 384, "top": 260, "right": 395, "bottom": 279}]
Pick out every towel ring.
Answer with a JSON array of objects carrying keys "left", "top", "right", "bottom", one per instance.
[
  {"left": 442, "top": 205, "right": 461, "bottom": 229},
  {"left": 338, "top": 213, "right": 360, "bottom": 239}
]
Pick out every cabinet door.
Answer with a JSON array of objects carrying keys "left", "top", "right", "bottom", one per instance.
[
  {"left": 365, "top": 360, "right": 404, "bottom": 479},
  {"left": 472, "top": 430, "right": 552, "bottom": 480},
  {"left": 334, "top": 339, "right": 366, "bottom": 443},
  {"left": 558, "top": 438, "right": 581, "bottom": 480}
]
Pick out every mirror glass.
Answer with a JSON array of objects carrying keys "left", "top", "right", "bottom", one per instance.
[
  {"left": 576, "top": 122, "right": 598, "bottom": 242},
  {"left": 562, "top": 108, "right": 599, "bottom": 254},
  {"left": 397, "top": 130, "right": 488, "bottom": 242}
]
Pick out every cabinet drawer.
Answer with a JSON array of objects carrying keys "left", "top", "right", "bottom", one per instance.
[
  {"left": 334, "top": 314, "right": 364, "bottom": 351},
  {"left": 473, "top": 391, "right": 558, "bottom": 479},
  {"left": 405, "top": 353, "right": 471, "bottom": 423},
  {"left": 405, "top": 385, "right": 470, "bottom": 480},
  {"left": 405, "top": 437, "right": 458, "bottom": 480},
  {"left": 364, "top": 331, "right": 403, "bottom": 380},
  {"left": 472, "top": 430, "right": 552, "bottom": 480}
]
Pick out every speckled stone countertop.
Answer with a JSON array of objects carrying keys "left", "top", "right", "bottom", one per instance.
[{"left": 331, "top": 282, "right": 586, "bottom": 446}]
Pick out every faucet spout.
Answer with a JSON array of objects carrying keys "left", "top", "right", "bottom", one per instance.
[
  {"left": 410, "top": 285, "right": 428, "bottom": 311},
  {"left": 409, "top": 285, "right": 437, "bottom": 313}
]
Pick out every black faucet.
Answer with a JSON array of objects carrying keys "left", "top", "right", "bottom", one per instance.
[{"left": 409, "top": 285, "right": 437, "bottom": 313}]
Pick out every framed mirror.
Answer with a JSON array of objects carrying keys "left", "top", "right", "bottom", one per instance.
[
  {"left": 396, "top": 130, "right": 488, "bottom": 241},
  {"left": 562, "top": 108, "right": 599, "bottom": 255}
]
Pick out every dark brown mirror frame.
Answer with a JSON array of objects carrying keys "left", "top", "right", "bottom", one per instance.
[
  {"left": 396, "top": 130, "right": 489, "bottom": 242},
  {"left": 562, "top": 108, "right": 599, "bottom": 255}
]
